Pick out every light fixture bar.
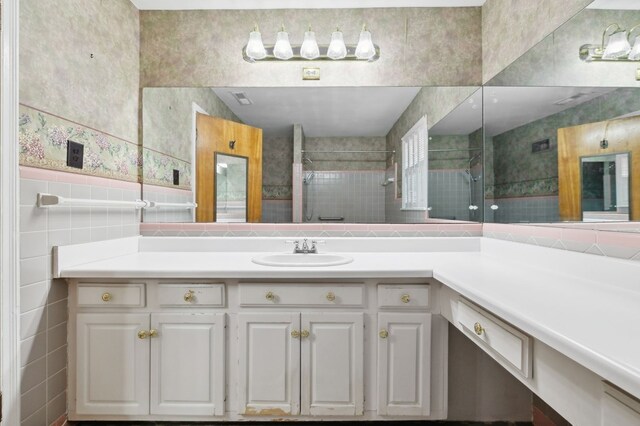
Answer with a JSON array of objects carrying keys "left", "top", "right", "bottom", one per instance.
[
  {"left": 580, "top": 44, "right": 639, "bottom": 62},
  {"left": 242, "top": 44, "right": 381, "bottom": 62}
]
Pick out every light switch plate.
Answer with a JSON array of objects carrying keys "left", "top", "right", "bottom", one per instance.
[{"left": 303, "top": 67, "right": 320, "bottom": 80}]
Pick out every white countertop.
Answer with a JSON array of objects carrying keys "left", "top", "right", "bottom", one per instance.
[{"left": 54, "top": 236, "right": 640, "bottom": 401}]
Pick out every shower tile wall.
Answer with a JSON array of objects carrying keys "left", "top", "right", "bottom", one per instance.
[
  {"left": 428, "top": 170, "right": 473, "bottom": 221},
  {"left": 262, "top": 200, "right": 293, "bottom": 223},
  {"left": 488, "top": 196, "right": 560, "bottom": 223},
  {"left": 304, "top": 171, "right": 385, "bottom": 223}
]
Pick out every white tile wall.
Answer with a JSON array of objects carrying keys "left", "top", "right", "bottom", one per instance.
[
  {"left": 19, "top": 175, "right": 140, "bottom": 425},
  {"left": 143, "top": 186, "right": 194, "bottom": 223}
]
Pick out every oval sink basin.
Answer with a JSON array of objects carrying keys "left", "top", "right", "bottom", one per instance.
[{"left": 252, "top": 253, "right": 353, "bottom": 267}]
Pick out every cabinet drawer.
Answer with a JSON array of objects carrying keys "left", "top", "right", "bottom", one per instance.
[
  {"left": 602, "top": 382, "right": 640, "bottom": 426},
  {"left": 157, "top": 284, "right": 225, "bottom": 307},
  {"left": 378, "top": 284, "right": 429, "bottom": 308},
  {"left": 77, "top": 283, "right": 145, "bottom": 307},
  {"left": 239, "top": 283, "right": 364, "bottom": 307},
  {"left": 457, "top": 300, "right": 532, "bottom": 378}
]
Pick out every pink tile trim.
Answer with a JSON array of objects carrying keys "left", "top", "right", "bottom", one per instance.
[
  {"left": 144, "top": 183, "right": 193, "bottom": 196},
  {"left": 597, "top": 230, "right": 640, "bottom": 248},
  {"left": 21, "top": 166, "right": 141, "bottom": 191}
]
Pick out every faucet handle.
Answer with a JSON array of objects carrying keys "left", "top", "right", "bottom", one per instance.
[{"left": 311, "top": 240, "right": 326, "bottom": 246}]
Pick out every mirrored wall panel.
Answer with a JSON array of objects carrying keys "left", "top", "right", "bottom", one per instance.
[
  {"left": 484, "top": 1, "right": 640, "bottom": 227},
  {"left": 142, "top": 86, "right": 482, "bottom": 224}
]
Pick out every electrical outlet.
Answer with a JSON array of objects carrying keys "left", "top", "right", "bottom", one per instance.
[
  {"left": 67, "top": 140, "right": 84, "bottom": 169},
  {"left": 173, "top": 169, "right": 180, "bottom": 185}
]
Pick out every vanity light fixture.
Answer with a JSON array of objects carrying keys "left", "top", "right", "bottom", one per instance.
[
  {"left": 245, "top": 25, "right": 267, "bottom": 60},
  {"left": 242, "top": 23, "right": 380, "bottom": 62},
  {"left": 300, "top": 26, "right": 320, "bottom": 60},
  {"left": 579, "top": 23, "right": 640, "bottom": 62},
  {"left": 273, "top": 25, "right": 294, "bottom": 60},
  {"left": 327, "top": 28, "right": 347, "bottom": 60}
]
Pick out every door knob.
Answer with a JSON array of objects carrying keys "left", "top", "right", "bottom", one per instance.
[
  {"left": 300, "top": 330, "right": 310, "bottom": 338},
  {"left": 101, "top": 292, "right": 112, "bottom": 302},
  {"left": 149, "top": 329, "right": 158, "bottom": 338},
  {"left": 265, "top": 291, "right": 276, "bottom": 301},
  {"left": 401, "top": 294, "right": 411, "bottom": 304},
  {"left": 379, "top": 329, "right": 389, "bottom": 339},
  {"left": 184, "top": 290, "right": 195, "bottom": 303},
  {"left": 473, "top": 322, "right": 484, "bottom": 336},
  {"left": 291, "top": 330, "right": 300, "bottom": 338},
  {"left": 326, "top": 292, "right": 336, "bottom": 302},
  {"left": 138, "top": 330, "right": 149, "bottom": 339}
]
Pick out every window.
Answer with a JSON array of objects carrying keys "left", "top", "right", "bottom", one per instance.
[{"left": 401, "top": 116, "right": 428, "bottom": 210}]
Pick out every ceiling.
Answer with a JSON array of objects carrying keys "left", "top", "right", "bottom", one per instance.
[
  {"left": 429, "top": 89, "right": 482, "bottom": 136},
  {"left": 212, "top": 87, "right": 421, "bottom": 138},
  {"left": 130, "top": 0, "right": 485, "bottom": 10},
  {"left": 587, "top": 0, "right": 640, "bottom": 9},
  {"left": 483, "top": 87, "right": 615, "bottom": 136}
]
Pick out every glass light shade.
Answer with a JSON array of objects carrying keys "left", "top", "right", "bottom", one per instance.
[
  {"left": 355, "top": 29, "right": 376, "bottom": 60},
  {"left": 602, "top": 30, "right": 631, "bottom": 59},
  {"left": 628, "top": 35, "right": 640, "bottom": 60},
  {"left": 273, "top": 31, "right": 293, "bottom": 60},
  {"left": 300, "top": 30, "right": 320, "bottom": 60},
  {"left": 327, "top": 30, "right": 347, "bottom": 60},
  {"left": 245, "top": 30, "right": 266, "bottom": 60}
]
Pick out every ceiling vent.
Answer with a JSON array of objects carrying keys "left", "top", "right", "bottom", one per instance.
[{"left": 231, "top": 91, "right": 253, "bottom": 105}]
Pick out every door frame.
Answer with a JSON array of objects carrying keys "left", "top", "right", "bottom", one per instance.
[{"left": 1, "top": 0, "right": 22, "bottom": 424}]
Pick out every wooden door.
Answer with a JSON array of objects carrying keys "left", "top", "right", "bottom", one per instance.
[
  {"left": 377, "top": 312, "right": 431, "bottom": 416},
  {"left": 300, "top": 313, "right": 364, "bottom": 416},
  {"left": 558, "top": 115, "right": 640, "bottom": 221},
  {"left": 196, "top": 114, "right": 262, "bottom": 222},
  {"left": 237, "top": 313, "right": 301, "bottom": 416},
  {"left": 150, "top": 313, "right": 226, "bottom": 416},
  {"left": 76, "top": 313, "right": 150, "bottom": 416}
]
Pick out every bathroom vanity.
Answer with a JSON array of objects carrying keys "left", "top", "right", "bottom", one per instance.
[{"left": 56, "top": 236, "right": 640, "bottom": 425}]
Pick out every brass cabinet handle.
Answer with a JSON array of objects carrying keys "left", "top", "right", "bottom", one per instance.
[
  {"left": 265, "top": 291, "right": 276, "bottom": 301},
  {"left": 401, "top": 294, "right": 411, "bottom": 304},
  {"left": 300, "top": 330, "right": 310, "bottom": 338},
  {"left": 101, "top": 292, "right": 112, "bottom": 302},
  {"left": 379, "top": 329, "right": 389, "bottom": 339},
  {"left": 149, "top": 329, "right": 158, "bottom": 338},
  {"left": 138, "top": 330, "right": 149, "bottom": 339},
  {"left": 473, "top": 322, "right": 484, "bottom": 336},
  {"left": 291, "top": 330, "right": 300, "bottom": 338},
  {"left": 326, "top": 291, "right": 336, "bottom": 302},
  {"left": 184, "top": 290, "right": 195, "bottom": 303}
]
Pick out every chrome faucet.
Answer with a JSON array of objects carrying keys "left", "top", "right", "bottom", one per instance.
[{"left": 287, "top": 239, "right": 323, "bottom": 254}]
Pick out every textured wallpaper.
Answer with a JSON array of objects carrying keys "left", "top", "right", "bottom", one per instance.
[
  {"left": 488, "top": 9, "right": 640, "bottom": 88},
  {"left": 142, "top": 88, "right": 240, "bottom": 189},
  {"left": 489, "top": 88, "right": 640, "bottom": 199},
  {"left": 263, "top": 135, "right": 294, "bottom": 200},
  {"left": 304, "top": 137, "right": 387, "bottom": 171},
  {"left": 140, "top": 7, "right": 482, "bottom": 88},
  {"left": 481, "top": 0, "right": 592, "bottom": 84},
  {"left": 20, "top": 0, "right": 140, "bottom": 143}
]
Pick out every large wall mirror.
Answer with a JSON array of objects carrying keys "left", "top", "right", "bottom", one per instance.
[
  {"left": 484, "top": 0, "right": 640, "bottom": 230},
  {"left": 141, "top": 86, "right": 482, "bottom": 224}
]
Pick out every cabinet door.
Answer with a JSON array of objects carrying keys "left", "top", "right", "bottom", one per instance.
[
  {"left": 377, "top": 312, "right": 431, "bottom": 416},
  {"left": 238, "top": 313, "right": 300, "bottom": 416},
  {"left": 301, "top": 313, "right": 364, "bottom": 416},
  {"left": 76, "top": 313, "right": 150, "bottom": 415},
  {"left": 150, "top": 313, "right": 226, "bottom": 416}
]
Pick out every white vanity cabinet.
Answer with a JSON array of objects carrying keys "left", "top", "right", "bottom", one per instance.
[
  {"left": 68, "top": 279, "right": 447, "bottom": 422},
  {"left": 69, "top": 282, "right": 227, "bottom": 420}
]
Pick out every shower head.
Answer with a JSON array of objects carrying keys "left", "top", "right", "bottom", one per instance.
[{"left": 303, "top": 157, "right": 313, "bottom": 165}]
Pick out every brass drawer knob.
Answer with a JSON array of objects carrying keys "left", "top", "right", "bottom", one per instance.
[
  {"left": 379, "top": 329, "right": 389, "bottom": 339},
  {"left": 265, "top": 291, "right": 276, "bottom": 301},
  {"left": 473, "top": 322, "right": 484, "bottom": 336},
  {"left": 291, "top": 330, "right": 300, "bottom": 339},
  {"left": 149, "top": 329, "right": 158, "bottom": 338},
  {"left": 138, "top": 330, "right": 149, "bottom": 339},
  {"left": 401, "top": 294, "right": 411, "bottom": 304},
  {"left": 184, "top": 290, "right": 195, "bottom": 303},
  {"left": 300, "top": 330, "right": 310, "bottom": 338},
  {"left": 101, "top": 292, "right": 112, "bottom": 302},
  {"left": 326, "top": 292, "right": 336, "bottom": 302}
]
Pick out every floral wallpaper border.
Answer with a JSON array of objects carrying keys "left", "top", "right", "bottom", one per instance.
[
  {"left": 142, "top": 147, "right": 191, "bottom": 190},
  {"left": 19, "top": 105, "right": 141, "bottom": 183},
  {"left": 489, "top": 177, "right": 558, "bottom": 199}
]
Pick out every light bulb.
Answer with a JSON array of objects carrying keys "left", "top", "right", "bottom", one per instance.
[
  {"left": 628, "top": 35, "right": 640, "bottom": 60},
  {"left": 355, "top": 24, "right": 376, "bottom": 60},
  {"left": 327, "top": 29, "right": 347, "bottom": 60},
  {"left": 245, "top": 26, "right": 266, "bottom": 60},
  {"left": 603, "top": 30, "right": 631, "bottom": 59},
  {"left": 273, "top": 26, "right": 293, "bottom": 60},
  {"left": 300, "top": 27, "right": 320, "bottom": 60}
]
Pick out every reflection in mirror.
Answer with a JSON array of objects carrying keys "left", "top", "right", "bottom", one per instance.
[
  {"left": 216, "top": 153, "right": 248, "bottom": 223},
  {"left": 142, "top": 86, "right": 482, "bottom": 224},
  {"left": 581, "top": 153, "right": 630, "bottom": 222},
  {"left": 484, "top": 1, "right": 640, "bottom": 228}
]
